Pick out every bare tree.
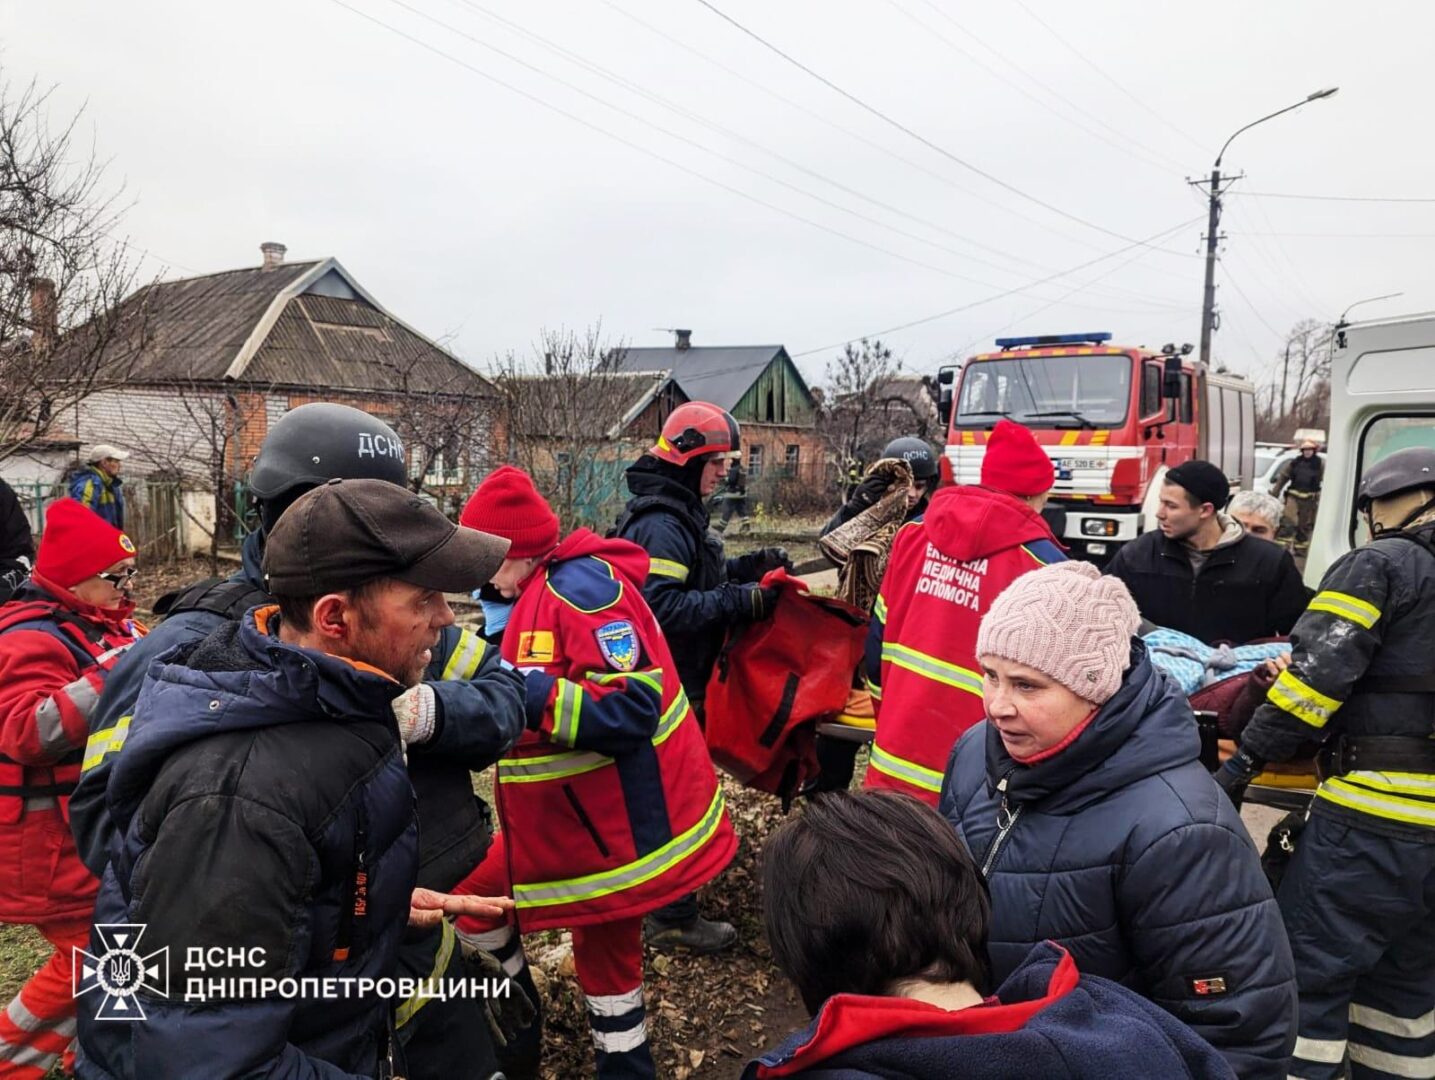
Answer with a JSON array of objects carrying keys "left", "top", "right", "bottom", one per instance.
[
  {"left": 494, "top": 325, "right": 653, "bottom": 530},
  {"left": 379, "top": 337, "right": 500, "bottom": 508},
  {"left": 113, "top": 380, "right": 269, "bottom": 573},
  {"left": 1257, "top": 319, "right": 1332, "bottom": 440},
  {"left": 0, "top": 74, "right": 151, "bottom": 461},
  {"left": 821, "top": 338, "right": 933, "bottom": 464}
]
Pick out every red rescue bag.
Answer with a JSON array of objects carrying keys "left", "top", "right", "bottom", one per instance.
[{"left": 704, "top": 569, "right": 868, "bottom": 800}]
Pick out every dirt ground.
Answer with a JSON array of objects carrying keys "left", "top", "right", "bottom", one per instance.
[{"left": 0, "top": 763, "right": 1289, "bottom": 1080}]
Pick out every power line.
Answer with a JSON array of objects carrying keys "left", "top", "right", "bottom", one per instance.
[
  {"left": 792, "top": 216, "right": 1201, "bottom": 357},
  {"left": 363, "top": 0, "right": 1185, "bottom": 309},
  {"left": 691, "top": 0, "right": 1198, "bottom": 260},
  {"left": 599, "top": 0, "right": 1192, "bottom": 298},
  {"left": 954, "top": 235, "right": 1188, "bottom": 357},
  {"left": 1231, "top": 191, "right": 1435, "bottom": 204},
  {"left": 430, "top": 0, "right": 1186, "bottom": 309},
  {"left": 888, "top": 0, "right": 1189, "bottom": 177},
  {"left": 1219, "top": 260, "right": 1288, "bottom": 342},
  {"left": 1007, "top": 0, "right": 1208, "bottom": 158},
  {"left": 1232, "top": 231, "right": 1435, "bottom": 239},
  {"left": 328, "top": 0, "right": 1105, "bottom": 302}
]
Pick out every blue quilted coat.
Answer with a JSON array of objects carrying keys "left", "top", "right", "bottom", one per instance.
[{"left": 940, "top": 642, "right": 1297, "bottom": 1080}]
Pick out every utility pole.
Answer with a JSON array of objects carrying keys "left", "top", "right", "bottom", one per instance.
[
  {"left": 1193, "top": 88, "right": 1339, "bottom": 369},
  {"left": 1196, "top": 167, "right": 1231, "bottom": 367}
]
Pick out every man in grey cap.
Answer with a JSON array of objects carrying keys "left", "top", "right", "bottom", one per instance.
[
  {"left": 77, "top": 479, "right": 515, "bottom": 1080},
  {"left": 70, "top": 444, "right": 128, "bottom": 529}
]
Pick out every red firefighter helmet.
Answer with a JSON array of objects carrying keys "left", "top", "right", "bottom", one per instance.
[{"left": 650, "top": 402, "right": 741, "bottom": 467}]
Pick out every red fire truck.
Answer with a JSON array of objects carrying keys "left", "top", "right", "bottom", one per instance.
[{"left": 937, "top": 332, "right": 1256, "bottom": 561}]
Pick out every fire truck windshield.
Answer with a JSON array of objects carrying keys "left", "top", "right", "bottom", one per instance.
[{"left": 955, "top": 354, "right": 1131, "bottom": 428}]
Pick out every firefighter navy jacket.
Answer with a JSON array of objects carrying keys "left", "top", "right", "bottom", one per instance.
[
  {"left": 864, "top": 485, "right": 1064, "bottom": 804},
  {"left": 941, "top": 643, "right": 1296, "bottom": 1080},
  {"left": 0, "top": 576, "right": 138, "bottom": 922},
  {"left": 494, "top": 528, "right": 737, "bottom": 931},
  {"left": 1239, "top": 522, "right": 1435, "bottom": 837},
  {"left": 76, "top": 606, "right": 417, "bottom": 1080},
  {"left": 615, "top": 463, "right": 764, "bottom": 704},
  {"left": 744, "top": 943, "right": 1236, "bottom": 1079}
]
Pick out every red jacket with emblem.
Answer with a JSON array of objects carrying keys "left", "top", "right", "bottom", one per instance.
[
  {"left": 863, "top": 486, "right": 1064, "bottom": 804},
  {"left": 0, "top": 572, "right": 141, "bottom": 921},
  {"left": 494, "top": 528, "right": 737, "bottom": 931}
]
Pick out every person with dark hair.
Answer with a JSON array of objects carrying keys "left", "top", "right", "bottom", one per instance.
[
  {"left": 71, "top": 405, "right": 529, "bottom": 1080},
  {"left": 0, "top": 477, "right": 34, "bottom": 604},
  {"left": 1104, "top": 459, "right": 1308, "bottom": 644},
  {"left": 747, "top": 790, "right": 1238, "bottom": 1080},
  {"left": 614, "top": 401, "right": 787, "bottom": 953},
  {"left": 75, "top": 479, "right": 515, "bottom": 1080},
  {"left": 942, "top": 561, "right": 1296, "bottom": 1079}
]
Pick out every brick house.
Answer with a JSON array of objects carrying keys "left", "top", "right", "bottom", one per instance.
[{"left": 24, "top": 243, "right": 501, "bottom": 549}]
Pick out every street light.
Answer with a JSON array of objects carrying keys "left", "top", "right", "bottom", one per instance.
[{"left": 1197, "top": 87, "right": 1340, "bottom": 366}]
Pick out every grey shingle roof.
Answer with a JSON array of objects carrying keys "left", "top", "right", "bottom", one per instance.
[
  {"left": 72, "top": 259, "right": 491, "bottom": 396},
  {"left": 610, "top": 345, "right": 788, "bottom": 413}
]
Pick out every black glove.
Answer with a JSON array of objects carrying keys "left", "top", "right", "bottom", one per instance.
[
  {"left": 847, "top": 474, "right": 891, "bottom": 513},
  {"left": 745, "top": 584, "right": 781, "bottom": 621},
  {"left": 731, "top": 547, "right": 793, "bottom": 583},
  {"left": 1214, "top": 746, "right": 1264, "bottom": 810},
  {"left": 756, "top": 546, "right": 793, "bottom": 574},
  {"left": 460, "top": 939, "right": 537, "bottom": 1049}
]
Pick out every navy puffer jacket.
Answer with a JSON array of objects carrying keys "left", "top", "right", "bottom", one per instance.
[
  {"left": 76, "top": 607, "right": 417, "bottom": 1079},
  {"left": 940, "top": 642, "right": 1296, "bottom": 1080}
]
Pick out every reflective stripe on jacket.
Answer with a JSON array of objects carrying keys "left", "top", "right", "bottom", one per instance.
[
  {"left": 863, "top": 485, "right": 1064, "bottom": 805},
  {"left": 0, "top": 580, "right": 140, "bottom": 921},
  {"left": 496, "top": 528, "right": 737, "bottom": 930},
  {"left": 1240, "top": 525, "right": 1435, "bottom": 834}
]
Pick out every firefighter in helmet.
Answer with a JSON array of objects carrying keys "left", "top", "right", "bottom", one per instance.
[
  {"left": 1217, "top": 445, "right": 1435, "bottom": 1079},
  {"left": 821, "top": 435, "right": 939, "bottom": 538},
  {"left": 614, "top": 401, "right": 789, "bottom": 952}
]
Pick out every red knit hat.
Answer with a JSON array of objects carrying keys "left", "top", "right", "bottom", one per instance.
[
  {"left": 460, "top": 466, "right": 560, "bottom": 558},
  {"left": 981, "top": 419, "right": 1055, "bottom": 497},
  {"left": 36, "top": 499, "right": 138, "bottom": 588}
]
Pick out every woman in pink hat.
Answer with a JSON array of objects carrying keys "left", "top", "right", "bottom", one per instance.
[{"left": 940, "top": 561, "right": 1297, "bottom": 1080}]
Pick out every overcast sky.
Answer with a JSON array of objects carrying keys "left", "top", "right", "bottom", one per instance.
[{"left": 3, "top": 0, "right": 1432, "bottom": 390}]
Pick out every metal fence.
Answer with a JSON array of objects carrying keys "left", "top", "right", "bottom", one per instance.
[{"left": 11, "top": 477, "right": 254, "bottom": 561}]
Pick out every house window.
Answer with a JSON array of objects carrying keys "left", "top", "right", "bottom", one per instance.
[
  {"left": 784, "top": 444, "right": 800, "bottom": 474},
  {"left": 748, "top": 444, "right": 765, "bottom": 478}
]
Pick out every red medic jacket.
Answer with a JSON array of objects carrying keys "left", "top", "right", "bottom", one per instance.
[
  {"left": 496, "top": 528, "right": 737, "bottom": 931},
  {"left": 863, "top": 486, "right": 1064, "bottom": 804},
  {"left": 0, "top": 572, "right": 141, "bottom": 921}
]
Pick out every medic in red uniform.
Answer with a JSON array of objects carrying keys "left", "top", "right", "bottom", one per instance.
[
  {"left": 0, "top": 501, "right": 142, "bottom": 1079},
  {"left": 453, "top": 466, "right": 736, "bottom": 1080},
  {"left": 864, "top": 420, "right": 1063, "bottom": 804}
]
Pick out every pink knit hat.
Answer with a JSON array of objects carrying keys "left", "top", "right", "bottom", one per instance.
[{"left": 975, "top": 562, "right": 1140, "bottom": 705}]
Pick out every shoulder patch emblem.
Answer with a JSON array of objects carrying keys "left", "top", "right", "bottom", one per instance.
[
  {"left": 516, "top": 630, "right": 556, "bottom": 664},
  {"left": 594, "top": 620, "right": 639, "bottom": 672}
]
